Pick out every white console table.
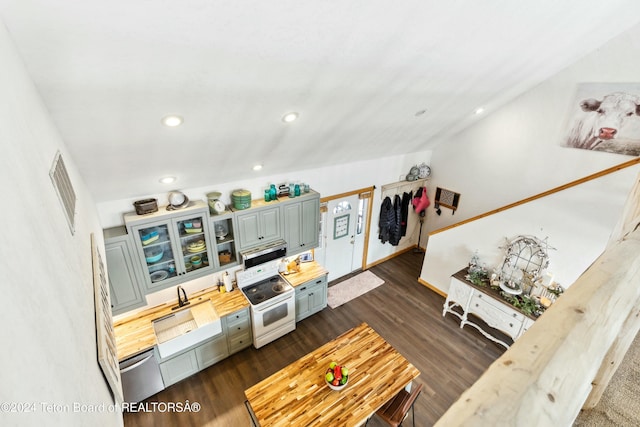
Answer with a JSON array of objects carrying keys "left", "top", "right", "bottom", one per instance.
[{"left": 443, "top": 268, "right": 536, "bottom": 349}]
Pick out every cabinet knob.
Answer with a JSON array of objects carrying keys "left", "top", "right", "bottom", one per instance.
[
  {"left": 513, "top": 313, "right": 517, "bottom": 318},
  {"left": 310, "top": 293, "right": 314, "bottom": 296},
  {"left": 300, "top": 287, "right": 307, "bottom": 291},
  {"left": 475, "top": 304, "right": 479, "bottom": 307},
  {"left": 509, "top": 323, "right": 513, "bottom": 327},
  {"left": 316, "top": 280, "right": 322, "bottom": 284},
  {"left": 478, "top": 294, "right": 482, "bottom": 298}
]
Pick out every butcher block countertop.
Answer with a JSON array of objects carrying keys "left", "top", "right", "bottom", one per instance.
[
  {"left": 245, "top": 322, "right": 420, "bottom": 427},
  {"left": 113, "top": 287, "right": 248, "bottom": 362},
  {"left": 114, "top": 261, "right": 328, "bottom": 362},
  {"left": 282, "top": 260, "right": 328, "bottom": 287}
]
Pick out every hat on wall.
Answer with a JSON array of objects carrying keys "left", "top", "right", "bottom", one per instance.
[{"left": 167, "top": 191, "right": 190, "bottom": 210}]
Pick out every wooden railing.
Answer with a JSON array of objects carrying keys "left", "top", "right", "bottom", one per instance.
[
  {"left": 429, "top": 157, "right": 640, "bottom": 236},
  {"left": 434, "top": 228, "right": 640, "bottom": 426}
]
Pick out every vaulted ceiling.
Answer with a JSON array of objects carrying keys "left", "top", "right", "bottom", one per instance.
[{"left": 2, "top": 1, "right": 640, "bottom": 202}]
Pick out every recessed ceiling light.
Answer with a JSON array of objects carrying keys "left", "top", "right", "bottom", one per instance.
[
  {"left": 252, "top": 164, "right": 263, "bottom": 171},
  {"left": 162, "top": 115, "right": 183, "bottom": 127},
  {"left": 282, "top": 112, "right": 299, "bottom": 123},
  {"left": 474, "top": 108, "right": 485, "bottom": 115},
  {"left": 159, "top": 176, "right": 176, "bottom": 184}
]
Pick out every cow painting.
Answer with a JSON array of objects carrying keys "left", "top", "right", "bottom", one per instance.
[{"left": 565, "top": 91, "right": 640, "bottom": 156}]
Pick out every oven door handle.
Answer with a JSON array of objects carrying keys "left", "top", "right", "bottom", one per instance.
[{"left": 254, "top": 294, "right": 294, "bottom": 312}]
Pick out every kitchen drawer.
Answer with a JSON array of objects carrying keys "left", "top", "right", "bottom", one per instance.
[
  {"left": 468, "top": 292, "right": 523, "bottom": 339},
  {"left": 227, "top": 317, "right": 250, "bottom": 337},
  {"left": 226, "top": 308, "right": 250, "bottom": 325},
  {"left": 228, "top": 331, "right": 252, "bottom": 354}
]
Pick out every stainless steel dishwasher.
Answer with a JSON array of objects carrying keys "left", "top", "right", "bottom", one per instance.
[{"left": 119, "top": 349, "right": 165, "bottom": 403}]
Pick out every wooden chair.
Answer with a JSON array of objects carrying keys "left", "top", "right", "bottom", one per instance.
[{"left": 368, "top": 383, "right": 423, "bottom": 427}]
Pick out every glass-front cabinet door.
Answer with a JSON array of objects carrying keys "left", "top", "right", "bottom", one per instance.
[
  {"left": 210, "top": 212, "right": 238, "bottom": 269},
  {"left": 136, "top": 222, "right": 177, "bottom": 285},
  {"left": 175, "top": 213, "right": 211, "bottom": 275},
  {"left": 125, "top": 202, "right": 214, "bottom": 292}
]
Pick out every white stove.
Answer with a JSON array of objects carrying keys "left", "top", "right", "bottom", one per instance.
[{"left": 236, "top": 259, "right": 296, "bottom": 348}]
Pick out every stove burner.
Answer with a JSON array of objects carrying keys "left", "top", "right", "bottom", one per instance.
[
  {"left": 272, "top": 283, "right": 286, "bottom": 293},
  {"left": 240, "top": 274, "right": 292, "bottom": 306}
]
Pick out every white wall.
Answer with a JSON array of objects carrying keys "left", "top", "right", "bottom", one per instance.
[
  {"left": 0, "top": 22, "right": 122, "bottom": 426},
  {"left": 420, "top": 23, "right": 640, "bottom": 293},
  {"left": 421, "top": 167, "right": 639, "bottom": 294}
]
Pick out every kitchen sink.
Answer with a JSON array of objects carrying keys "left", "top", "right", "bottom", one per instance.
[{"left": 153, "top": 300, "right": 222, "bottom": 359}]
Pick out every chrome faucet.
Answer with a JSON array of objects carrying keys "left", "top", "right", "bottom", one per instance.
[{"left": 177, "top": 285, "right": 190, "bottom": 308}]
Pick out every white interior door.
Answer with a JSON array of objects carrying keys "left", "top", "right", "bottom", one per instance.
[{"left": 323, "top": 195, "right": 362, "bottom": 282}]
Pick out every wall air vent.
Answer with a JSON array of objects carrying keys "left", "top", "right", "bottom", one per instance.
[{"left": 49, "top": 150, "right": 77, "bottom": 235}]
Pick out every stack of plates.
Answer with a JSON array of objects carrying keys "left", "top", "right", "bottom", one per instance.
[
  {"left": 231, "top": 189, "right": 252, "bottom": 210},
  {"left": 187, "top": 240, "right": 206, "bottom": 253}
]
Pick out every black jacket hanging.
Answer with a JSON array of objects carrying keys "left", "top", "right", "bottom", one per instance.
[
  {"left": 400, "top": 191, "right": 412, "bottom": 236},
  {"left": 389, "top": 194, "right": 402, "bottom": 246},
  {"left": 378, "top": 196, "right": 395, "bottom": 244}
]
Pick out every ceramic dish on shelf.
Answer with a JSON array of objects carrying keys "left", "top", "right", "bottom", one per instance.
[
  {"left": 141, "top": 229, "right": 159, "bottom": 245},
  {"left": 142, "top": 234, "right": 159, "bottom": 245},
  {"left": 150, "top": 270, "right": 168, "bottom": 283},
  {"left": 145, "top": 248, "right": 164, "bottom": 263}
]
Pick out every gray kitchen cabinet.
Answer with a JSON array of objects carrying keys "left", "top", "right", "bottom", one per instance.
[
  {"left": 295, "top": 274, "right": 328, "bottom": 322},
  {"left": 210, "top": 211, "right": 240, "bottom": 270},
  {"left": 157, "top": 308, "right": 250, "bottom": 387},
  {"left": 195, "top": 334, "right": 229, "bottom": 369},
  {"left": 159, "top": 332, "right": 229, "bottom": 386},
  {"left": 224, "top": 307, "right": 252, "bottom": 355},
  {"left": 236, "top": 205, "right": 281, "bottom": 250},
  {"left": 125, "top": 201, "right": 215, "bottom": 293},
  {"left": 104, "top": 226, "right": 145, "bottom": 315},
  {"left": 283, "top": 193, "right": 320, "bottom": 253},
  {"left": 159, "top": 349, "right": 199, "bottom": 387}
]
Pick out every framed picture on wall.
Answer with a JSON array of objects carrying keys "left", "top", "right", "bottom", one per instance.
[
  {"left": 562, "top": 83, "right": 640, "bottom": 156},
  {"left": 333, "top": 214, "right": 350, "bottom": 240}
]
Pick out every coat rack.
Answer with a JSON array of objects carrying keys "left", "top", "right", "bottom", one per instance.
[{"left": 380, "top": 178, "right": 428, "bottom": 200}]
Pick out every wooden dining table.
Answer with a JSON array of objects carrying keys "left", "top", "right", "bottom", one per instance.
[{"left": 244, "top": 322, "right": 421, "bottom": 426}]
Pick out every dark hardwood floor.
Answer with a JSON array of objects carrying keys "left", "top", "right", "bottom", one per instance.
[{"left": 123, "top": 251, "right": 505, "bottom": 427}]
